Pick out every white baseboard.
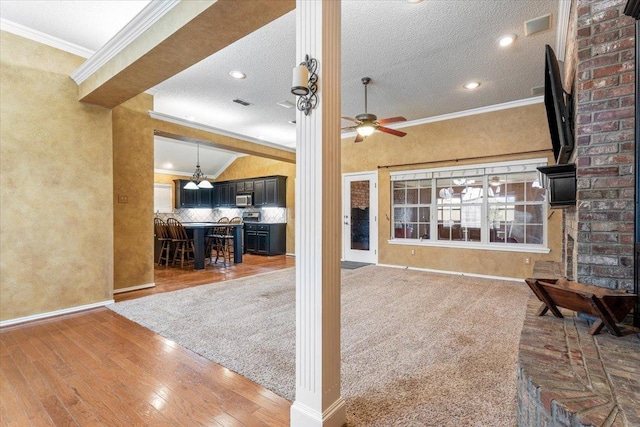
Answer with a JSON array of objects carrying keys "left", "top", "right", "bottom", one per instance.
[
  {"left": 290, "top": 397, "right": 346, "bottom": 427},
  {"left": 285, "top": 252, "right": 296, "bottom": 257},
  {"left": 113, "top": 282, "right": 155, "bottom": 294},
  {"left": 0, "top": 299, "right": 115, "bottom": 328},
  {"left": 376, "top": 263, "right": 523, "bottom": 283}
]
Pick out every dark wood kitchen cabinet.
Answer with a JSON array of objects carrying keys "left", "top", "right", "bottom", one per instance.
[
  {"left": 174, "top": 180, "right": 213, "bottom": 208},
  {"left": 251, "top": 176, "right": 286, "bottom": 207},
  {"left": 244, "top": 223, "right": 286, "bottom": 256}
]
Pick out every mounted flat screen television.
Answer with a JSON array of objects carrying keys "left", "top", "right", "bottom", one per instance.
[{"left": 544, "top": 44, "right": 574, "bottom": 164}]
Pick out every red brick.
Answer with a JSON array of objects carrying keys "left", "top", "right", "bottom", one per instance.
[
  {"left": 578, "top": 76, "right": 619, "bottom": 91},
  {"left": 593, "top": 37, "right": 635, "bottom": 55},
  {"left": 592, "top": 108, "right": 634, "bottom": 122},
  {"left": 592, "top": 61, "right": 634, "bottom": 78}
]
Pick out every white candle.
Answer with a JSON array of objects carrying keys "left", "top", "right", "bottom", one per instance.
[{"left": 291, "top": 64, "right": 309, "bottom": 96}]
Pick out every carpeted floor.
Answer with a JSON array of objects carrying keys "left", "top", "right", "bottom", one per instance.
[{"left": 109, "top": 266, "right": 530, "bottom": 426}]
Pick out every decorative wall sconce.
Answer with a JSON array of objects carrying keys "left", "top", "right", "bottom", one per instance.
[{"left": 291, "top": 54, "right": 318, "bottom": 116}]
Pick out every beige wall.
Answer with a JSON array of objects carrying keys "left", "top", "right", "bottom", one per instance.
[
  {"left": 215, "top": 156, "right": 296, "bottom": 254},
  {"left": 113, "top": 94, "right": 155, "bottom": 291},
  {"left": 341, "top": 103, "right": 561, "bottom": 278},
  {"left": 0, "top": 32, "right": 113, "bottom": 320}
]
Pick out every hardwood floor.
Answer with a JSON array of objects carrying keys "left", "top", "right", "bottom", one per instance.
[
  {"left": 1, "top": 255, "right": 295, "bottom": 426},
  {"left": 116, "top": 254, "right": 295, "bottom": 302}
]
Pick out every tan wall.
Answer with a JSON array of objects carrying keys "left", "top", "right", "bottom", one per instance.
[
  {"left": 214, "top": 156, "right": 296, "bottom": 254},
  {"left": 113, "top": 94, "right": 155, "bottom": 291},
  {"left": 0, "top": 32, "right": 113, "bottom": 321},
  {"left": 341, "top": 103, "right": 561, "bottom": 278}
]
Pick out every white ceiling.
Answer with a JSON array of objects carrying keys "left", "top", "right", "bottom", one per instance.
[{"left": 0, "top": 0, "right": 565, "bottom": 176}]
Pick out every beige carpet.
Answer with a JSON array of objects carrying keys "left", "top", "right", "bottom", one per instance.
[{"left": 109, "top": 266, "right": 530, "bottom": 426}]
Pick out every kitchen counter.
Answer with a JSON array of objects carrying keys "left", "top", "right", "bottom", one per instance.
[{"left": 182, "top": 222, "right": 243, "bottom": 269}]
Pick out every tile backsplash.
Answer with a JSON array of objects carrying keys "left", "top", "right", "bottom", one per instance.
[{"left": 155, "top": 207, "right": 287, "bottom": 224}]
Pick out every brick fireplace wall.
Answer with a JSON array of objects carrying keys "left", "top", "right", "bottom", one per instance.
[{"left": 566, "top": 0, "right": 635, "bottom": 291}]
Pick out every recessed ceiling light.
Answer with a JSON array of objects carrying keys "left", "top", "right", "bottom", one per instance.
[
  {"left": 229, "top": 70, "right": 246, "bottom": 79},
  {"left": 498, "top": 34, "right": 517, "bottom": 47},
  {"left": 288, "top": 120, "right": 296, "bottom": 125},
  {"left": 407, "top": 0, "right": 423, "bottom": 3},
  {"left": 163, "top": 162, "right": 173, "bottom": 169},
  {"left": 463, "top": 81, "right": 481, "bottom": 90}
]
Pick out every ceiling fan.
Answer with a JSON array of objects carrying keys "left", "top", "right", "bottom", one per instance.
[{"left": 342, "top": 77, "right": 407, "bottom": 143}]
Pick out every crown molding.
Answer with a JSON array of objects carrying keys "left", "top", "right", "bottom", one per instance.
[
  {"left": 149, "top": 110, "right": 297, "bottom": 153},
  {"left": 154, "top": 168, "right": 194, "bottom": 177},
  {"left": 341, "top": 96, "right": 544, "bottom": 138},
  {"left": 0, "top": 18, "right": 94, "bottom": 58},
  {"left": 555, "top": 0, "right": 572, "bottom": 61},
  {"left": 70, "top": 0, "right": 181, "bottom": 85}
]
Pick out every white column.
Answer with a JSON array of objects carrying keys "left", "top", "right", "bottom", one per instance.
[{"left": 291, "top": 1, "right": 344, "bottom": 427}]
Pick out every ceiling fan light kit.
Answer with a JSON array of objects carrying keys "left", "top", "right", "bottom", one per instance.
[
  {"left": 342, "top": 77, "right": 408, "bottom": 142},
  {"left": 290, "top": 54, "right": 318, "bottom": 116}
]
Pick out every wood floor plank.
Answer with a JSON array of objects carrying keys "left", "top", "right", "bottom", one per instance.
[
  {"left": 1, "top": 255, "right": 293, "bottom": 426},
  {"left": 0, "top": 355, "right": 55, "bottom": 426}
]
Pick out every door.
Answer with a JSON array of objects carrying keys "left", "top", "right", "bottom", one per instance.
[{"left": 342, "top": 172, "right": 378, "bottom": 264}]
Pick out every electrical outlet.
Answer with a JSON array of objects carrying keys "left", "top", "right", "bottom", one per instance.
[
  {"left": 118, "top": 194, "right": 129, "bottom": 204},
  {"left": 524, "top": 257, "right": 531, "bottom": 265},
  {"left": 411, "top": 249, "right": 415, "bottom": 255}
]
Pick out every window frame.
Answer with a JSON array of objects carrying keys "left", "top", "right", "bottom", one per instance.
[{"left": 388, "top": 158, "right": 550, "bottom": 254}]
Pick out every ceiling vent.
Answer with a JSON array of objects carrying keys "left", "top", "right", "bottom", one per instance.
[
  {"left": 233, "top": 98, "right": 251, "bottom": 106},
  {"left": 277, "top": 100, "right": 295, "bottom": 109},
  {"left": 531, "top": 86, "right": 544, "bottom": 96},
  {"left": 525, "top": 14, "right": 551, "bottom": 36}
]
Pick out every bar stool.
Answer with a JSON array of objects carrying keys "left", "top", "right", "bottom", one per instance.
[
  {"left": 226, "top": 216, "right": 243, "bottom": 262},
  {"left": 154, "top": 218, "right": 172, "bottom": 267},
  {"left": 208, "top": 217, "right": 231, "bottom": 266},
  {"left": 166, "top": 218, "right": 194, "bottom": 268}
]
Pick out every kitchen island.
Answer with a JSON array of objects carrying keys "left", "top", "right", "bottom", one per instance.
[{"left": 182, "top": 223, "right": 243, "bottom": 270}]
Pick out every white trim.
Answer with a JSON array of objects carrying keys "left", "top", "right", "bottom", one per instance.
[
  {"left": 0, "top": 300, "right": 115, "bottom": 328},
  {"left": 212, "top": 155, "right": 241, "bottom": 179},
  {"left": 70, "top": 0, "right": 181, "bottom": 84},
  {"left": 290, "top": 398, "right": 347, "bottom": 427},
  {"left": 376, "top": 263, "right": 523, "bottom": 283},
  {"left": 390, "top": 158, "right": 549, "bottom": 178},
  {"left": 341, "top": 96, "right": 544, "bottom": 138},
  {"left": 0, "top": 18, "right": 94, "bottom": 58},
  {"left": 285, "top": 252, "right": 296, "bottom": 257},
  {"left": 387, "top": 238, "right": 551, "bottom": 254},
  {"left": 556, "top": 0, "right": 572, "bottom": 62},
  {"left": 149, "top": 111, "right": 297, "bottom": 153},
  {"left": 113, "top": 282, "right": 155, "bottom": 294},
  {"left": 154, "top": 168, "right": 194, "bottom": 177}
]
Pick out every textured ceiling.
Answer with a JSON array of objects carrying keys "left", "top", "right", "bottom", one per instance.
[{"left": 1, "top": 0, "right": 564, "bottom": 174}]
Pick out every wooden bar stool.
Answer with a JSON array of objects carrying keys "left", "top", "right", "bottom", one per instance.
[
  {"left": 208, "top": 217, "right": 231, "bottom": 266},
  {"left": 167, "top": 218, "right": 194, "bottom": 268},
  {"left": 154, "top": 218, "right": 172, "bottom": 267}
]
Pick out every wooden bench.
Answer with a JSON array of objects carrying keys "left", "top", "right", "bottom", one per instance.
[{"left": 524, "top": 278, "right": 638, "bottom": 336}]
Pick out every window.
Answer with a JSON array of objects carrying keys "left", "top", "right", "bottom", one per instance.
[
  {"left": 154, "top": 183, "right": 173, "bottom": 213},
  {"left": 390, "top": 159, "right": 548, "bottom": 251}
]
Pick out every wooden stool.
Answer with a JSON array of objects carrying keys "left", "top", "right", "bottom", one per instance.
[
  {"left": 525, "top": 277, "right": 638, "bottom": 336},
  {"left": 154, "top": 218, "right": 172, "bottom": 267}
]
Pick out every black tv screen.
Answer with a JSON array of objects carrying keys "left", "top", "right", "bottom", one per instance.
[{"left": 544, "top": 44, "right": 574, "bottom": 164}]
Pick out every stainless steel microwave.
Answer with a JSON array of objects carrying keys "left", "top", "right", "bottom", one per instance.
[{"left": 236, "top": 194, "right": 252, "bottom": 207}]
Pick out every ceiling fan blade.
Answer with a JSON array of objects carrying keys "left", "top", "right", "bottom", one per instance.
[
  {"left": 377, "top": 126, "right": 407, "bottom": 137},
  {"left": 377, "top": 116, "right": 407, "bottom": 125},
  {"left": 341, "top": 116, "right": 360, "bottom": 123},
  {"left": 354, "top": 133, "right": 365, "bottom": 143}
]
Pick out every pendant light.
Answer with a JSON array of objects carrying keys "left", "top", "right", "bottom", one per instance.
[{"left": 184, "top": 143, "right": 212, "bottom": 190}]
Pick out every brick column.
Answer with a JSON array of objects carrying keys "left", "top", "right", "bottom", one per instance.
[{"left": 569, "top": 0, "right": 635, "bottom": 291}]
